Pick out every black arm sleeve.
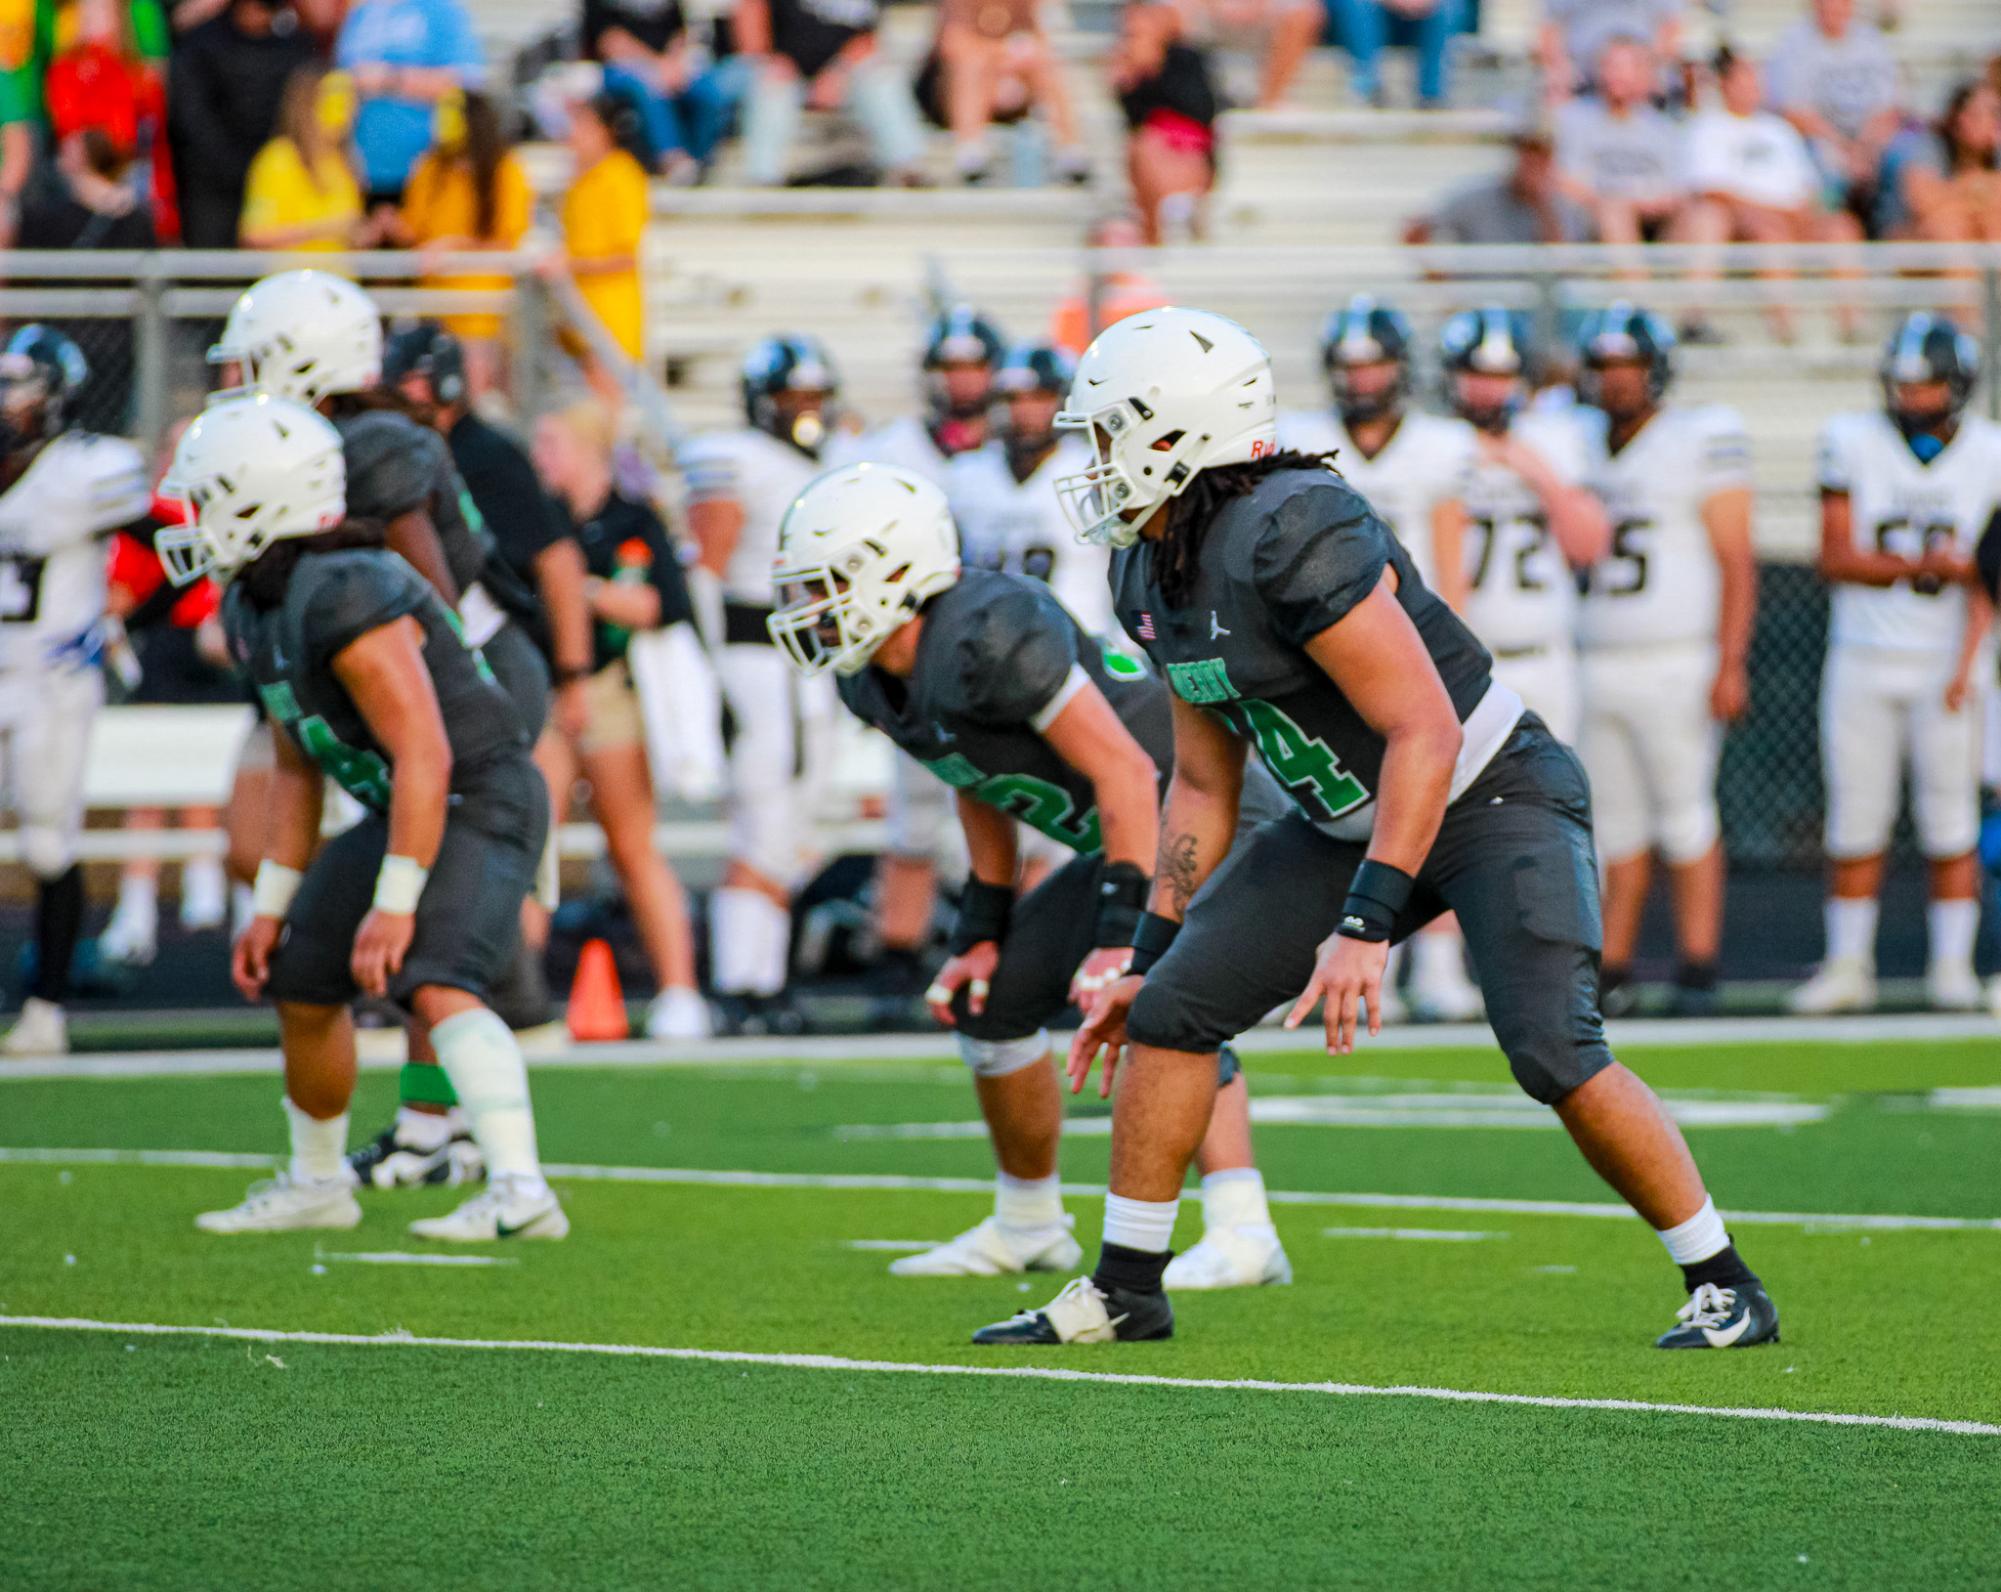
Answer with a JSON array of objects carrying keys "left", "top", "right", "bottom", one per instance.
[{"left": 1250, "top": 480, "right": 1393, "bottom": 648}]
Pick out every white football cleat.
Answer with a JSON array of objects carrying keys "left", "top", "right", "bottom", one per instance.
[
  {"left": 408, "top": 1175, "right": 569, "bottom": 1242},
  {"left": 889, "top": 1216, "right": 1082, "bottom": 1278},
  {"left": 1163, "top": 1226, "right": 1293, "bottom": 1290},
  {"left": 97, "top": 900, "right": 158, "bottom": 967},
  {"left": 1786, "top": 956, "right": 1875, "bottom": 1016},
  {"left": 2, "top": 997, "right": 68, "bottom": 1057},
  {"left": 196, "top": 1174, "right": 362, "bottom": 1234},
  {"left": 1925, "top": 962, "right": 1982, "bottom": 1012},
  {"left": 645, "top": 986, "right": 713, "bottom": 1041}
]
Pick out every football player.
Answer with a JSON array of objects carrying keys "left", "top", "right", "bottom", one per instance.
[
  {"left": 161, "top": 394, "right": 563, "bottom": 1240},
  {"left": 1792, "top": 315, "right": 1999, "bottom": 1014},
  {"left": 681, "top": 336, "right": 842, "bottom": 1034},
  {"left": 0, "top": 327, "right": 152, "bottom": 1055},
  {"left": 973, "top": 307, "right": 1776, "bottom": 1351},
  {"left": 770, "top": 463, "right": 1289, "bottom": 1289},
  {"left": 1573, "top": 305, "right": 1757, "bottom": 1018}
]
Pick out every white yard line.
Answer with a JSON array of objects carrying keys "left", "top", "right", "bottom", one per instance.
[
  {"left": 2, "top": 1314, "right": 1994, "bottom": 1439},
  {"left": 3, "top": 1145, "right": 1997, "bottom": 1232},
  {"left": 315, "top": 1251, "right": 515, "bottom": 1268},
  {"left": 1321, "top": 1226, "right": 1507, "bottom": 1241}
]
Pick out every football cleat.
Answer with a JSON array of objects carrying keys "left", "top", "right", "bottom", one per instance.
[
  {"left": 1787, "top": 957, "right": 1875, "bottom": 1015},
  {"left": 888, "top": 1217, "right": 1082, "bottom": 1278},
  {"left": 971, "top": 1276, "right": 1173, "bottom": 1345},
  {"left": 96, "top": 901, "right": 159, "bottom": 967},
  {"left": 407, "top": 1175, "right": 568, "bottom": 1242},
  {"left": 1163, "top": 1226, "right": 1292, "bottom": 1290},
  {"left": 196, "top": 1173, "right": 361, "bottom": 1234},
  {"left": 645, "top": 985, "right": 713, "bottom": 1041},
  {"left": 1655, "top": 1279, "right": 1780, "bottom": 1350},
  {"left": 1925, "top": 962, "right": 1982, "bottom": 1013},
  {"left": 346, "top": 1116, "right": 484, "bottom": 1189},
  {"left": 714, "top": 992, "right": 807, "bottom": 1038},
  {"left": 2, "top": 997, "right": 68, "bottom": 1057}
]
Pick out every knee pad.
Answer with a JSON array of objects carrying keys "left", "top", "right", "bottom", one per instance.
[
  {"left": 1658, "top": 796, "right": 1720, "bottom": 866},
  {"left": 21, "top": 823, "right": 74, "bottom": 882},
  {"left": 958, "top": 1029, "right": 1050, "bottom": 1078}
]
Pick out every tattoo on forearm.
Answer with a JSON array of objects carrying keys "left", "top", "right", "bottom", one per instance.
[{"left": 1158, "top": 829, "right": 1199, "bottom": 917}]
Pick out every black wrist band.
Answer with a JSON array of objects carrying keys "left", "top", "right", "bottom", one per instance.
[
  {"left": 1128, "top": 910, "right": 1182, "bottom": 975},
  {"left": 948, "top": 877, "right": 1013, "bottom": 955},
  {"left": 1092, "top": 861, "right": 1150, "bottom": 950},
  {"left": 1336, "top": 859, "right": 1415, "bottom": 944},
  {"left": 554, "top": 664, "right": 592, "bottom": 686}
]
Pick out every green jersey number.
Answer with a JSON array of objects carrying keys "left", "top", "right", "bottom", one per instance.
[
  {"left": 923, "top": 753, "right": 1102, "bottom": 853},
  {"left": 1237, "top": 698, "right": 1369, "bottom": 821},
  {"left": 295, "top": 714, "right": 393, "bottom": 809}
]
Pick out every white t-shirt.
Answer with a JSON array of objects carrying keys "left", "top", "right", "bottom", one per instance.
[
  {"left": 1275, "top": 408, "right": 1477, "bottom": 588},
  {"left": 679, "top": 427, "right": 829, "bottom": 606},
  {"left": 1578, "top": 404, "right": 1752, "bottom": 649},
  {"left": 946, "top": 436, "right": 1113, "bottom": 638},
  {"left": 1682, "top": 107, "right": 1817, "bottom": 210},
  {"left": 1820, "top": 410, "right": 2001, "bottom": 655},
  {"left": 0, "top": 431, "right": 150, "bottom": 674},
  {"left": 1554, "top": 96, "right": 1684, "bottom": 205},
  {"left": 1462, "top": 410, "right": 1591, "bottom": 655}
]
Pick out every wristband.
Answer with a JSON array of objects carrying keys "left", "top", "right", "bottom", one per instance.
[
  {"left": 373, "top": 854, "right": 430, "bottom": 915},
  {"left": 1128, "top": 910, "right": 1182, "bottom": 976},
  {"left": 554, "top": 663, "right": 592, "bottom": 686},
  {"left": 251, "top": 860, "right": 302, "bottom": 920},
  {"left": 1336, "top": 858, "right": 1415, "bottom": 944},
  {"left": 1092, "top": 861, "right": 1150, "bottom": 951},
  {"left": 948, "top": 876, "right": 1013, "bottom": 955}
]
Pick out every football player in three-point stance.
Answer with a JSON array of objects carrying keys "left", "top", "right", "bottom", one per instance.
[
  {"left": 1792, "top": 315, "right": 2001, "bottom": 1015},
  {"left": 1573, "top": 305, "right": 1758, "bottom": 1018},
  {"left": 972, "top": 307, "right": 1777, "bottom": 1351},
  {"left": 0, "top": 327, "right": 153, "bottom": 1055},
  {"left": 160, "top": 394, "right": 563, "bottom": 1241},
  {"left": 770, "top": 463, "right": 1289, "bottom": 1288}
]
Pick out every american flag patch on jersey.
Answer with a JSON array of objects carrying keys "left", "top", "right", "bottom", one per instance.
[{"left": 1136, "top": 612, "right": 1156, "bottom": 640}]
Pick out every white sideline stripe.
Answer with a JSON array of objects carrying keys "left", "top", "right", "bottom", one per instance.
[
  {"left": 318, "top": 1251, "right": 515, "bottom": 1268},
  {"left": 8, "top": 1009, "right": 2001, "bottom": 1080},
  {"left": 843, "top": 1239, "right": 938, "bottom": 1252},
  {"left": 6, "top": 1146, "right": 1998, "bottom": 1233},
  {"left": 1321, "top": 1226, "right": 1506, "bottom": 1242},
  {"left": 3, "top": 1314, "right": 1996, "bottom": 1439}
]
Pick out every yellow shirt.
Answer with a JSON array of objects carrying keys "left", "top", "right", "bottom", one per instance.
[
  {"left": 401, "top": 149, "right": 532, "bottom": 339},
  {"left": 560, "top": 149, "right": 649, "bottom": 362},
  {"left": 238, "top": 137, "right": 362, "bottom": 252}
]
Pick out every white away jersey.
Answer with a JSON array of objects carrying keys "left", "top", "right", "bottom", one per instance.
[
  {"left": 1462, "top": 409, "right": 1590, "bottom": 654},
  {"left": 0, "top": 431, "right": 149, "bottom": 673},
  {"left": 946, "top": 437, "right": 1113, "bottom": 637},
  {"left": 680, "top": 427, "right": 827, "bottom": 606},
  {"left": 1275, "top": 408, "right": 1476, "bottom": 586},
  {"left": 824, "top": 415, "right": 957, "bottom": 490},
  {"left": 1578, "top": 404, "right": 1751, "bottom": 649},
  {"left": 1820, "top": 410, "right": 2001, "bottom": 654}
]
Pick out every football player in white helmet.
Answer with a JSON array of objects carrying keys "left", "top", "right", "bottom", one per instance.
[
  {"left": 1792, "top": 315, "right": 2001, "bottom": 1015},
  {"left": 0, "top": 327, "right": 152, "bottom": 1055}
]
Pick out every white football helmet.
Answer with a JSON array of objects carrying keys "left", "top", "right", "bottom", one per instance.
[
  {"left": 1054, "top": 307, "right": 1278, "bottom": 549},
  {"left": 156, "top": 393, "right": 347, "bottom": 585},
  {"left": 209, "top": 269, "right": 383, "bottom": 404},
  {"left": 767, "top": 462, "right": 961, "bottom": 677}
]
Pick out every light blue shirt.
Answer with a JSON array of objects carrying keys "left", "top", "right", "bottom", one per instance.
[{"left": 336, "top": 0, "right": 487, "bottom": 193}]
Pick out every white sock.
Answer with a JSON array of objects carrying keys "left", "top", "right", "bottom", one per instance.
[
  {"left": 180, "top": 855, "right": 226, "bottom": 916},
  {"left": 1102, "top": 1191, "right": 1179, "bottom": 1254},
  {"left": 1927, "top": 898, "right": 1979, "bottom": 974},
  {"left": 432, "top": 1007, "right": 544, "bottom": 1187},
  {"left": 115, "top": 870, "right": 158, "bottom": 920},
  {"left": 711, "top": 887, "right": 791, "bottom": 997},
  {"left": 394, "top": 1105, "right": 454, "bottom": 1151},
  {"left": 1201, "top": 1167, "right": 1275, "bottom": 1236},
  {"left": 994, "top": 1171, "right": 1063, "bottom": 1234},
  {"left": 1825, "top": 897, "right": 1878, "bottom": 964},
  {"left": 284, "top": 1096, "right": 348, "bottom": 1185},
  {"left": 1656, "top": 1195, "right": 1728, "bottom": 1266},
  {"left": 1410, "top": 928, "right": 1467, "bottom": 988}
]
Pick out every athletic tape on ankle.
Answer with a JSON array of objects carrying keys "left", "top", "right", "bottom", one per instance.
[{"left": 400, "top": 1060, "right": 460, "bottom": 1109}]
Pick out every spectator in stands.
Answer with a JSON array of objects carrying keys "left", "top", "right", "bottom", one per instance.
[
  {"left": 399, "top": 89, "right": 533, "bottom": 393},
  {"left": 238, "top": 66, "right": 377, "bottom": 252},
  {"left": 1878, "top": 80, "right": 2001, "bottom": 244},
  {"left": 733, "top": 0, "right": 928, "bottom": 186},
  {"left": 531, "top": 399, "right": 709, "bottom": 1038},
  {"left": 1110, "top": 0, "right": 1218, "bottom": 243},
  {"left": 1767, "top": 0, "right": 1903, "bottom": 217},
  {"left": 1538, "top": 0, "right": 1681, "bottom": 99},
  {"left": 1332, "top": 0, "right": 1458, "bottom": 110},
  {"left": 1405, "top": 111, "right": 1594, "bottom": 243},
  {"left": 1050, "top": 213, "right": 1168, "bottom": 354},
  {"left": 1188, "top": 0, "right": 1318, "bottom": 110},
  {"left": 166, "top": 0, "right": 319, "bottom": 249},
  {"left": 929, "top": 0, "right": 1090, "bottom": 185},
  {"left": 585, "top": 0, "right": 737, "bottom": 178},
  {"left": 335, "top": 0, "right": 485, "bottom": 215},
  {"left": 547, "top": 89, "right": 651, "bottom": 378},
  {"left": 45, "top": 0, "right": 175, "bottom": 236},
  {"left": 1552, "top": 34, "right": 1687, "bottom": 248}
]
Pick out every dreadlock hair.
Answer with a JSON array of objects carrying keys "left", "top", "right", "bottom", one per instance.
[
  {"left": 236, "top": 521, "right": 389, "bottom": 610},
  {"left": 324, "top": 387, "right": 430, "bottom": 423},
  {"left": 1154, "top": 450, "right": 1341, "bottom": 609}
]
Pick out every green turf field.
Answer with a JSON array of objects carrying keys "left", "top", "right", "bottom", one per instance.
[{"left": 4, "top": 1034, "right": 1999, "bottom": 1590}]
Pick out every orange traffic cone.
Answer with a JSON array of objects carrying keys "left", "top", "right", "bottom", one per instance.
[{"left": 567, "top": 938, "right": 629, "bottom": 1042}]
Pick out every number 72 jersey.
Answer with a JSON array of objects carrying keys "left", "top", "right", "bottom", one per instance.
[{"left": 1576, "top": 404, "right": 1751, "bottom": 650}]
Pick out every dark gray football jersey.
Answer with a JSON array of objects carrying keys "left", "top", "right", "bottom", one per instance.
[
  {"left": 224, "top": 547, "right": 528, "bottom": 813},
  {"left": 1110, "top": 465, "right": 1495, "bottom": 829}
]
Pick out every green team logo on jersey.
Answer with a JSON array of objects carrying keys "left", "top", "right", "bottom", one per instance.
[
  {"left": 920, "top": 753, "right": 1102, "bottom": 853},
  {"left": 1167, "top": 658, "right": 1240, "bottom": 704},
  {"left": 1101, "top": 646, "right": 1147, "bottom": 680},
  {"left": 1233, "top": 699, "right": 1369, "bottom": 822}
]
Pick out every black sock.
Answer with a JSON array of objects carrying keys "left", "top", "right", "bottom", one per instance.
[
  {"left": 1677, "top": 960, "right": 1719, "bottom": 993},
  {"left": 1680, "top": 1240, "right": 1757, "bottom": 1294},
  {"left": 1092, "top": 1241, "right": 1171, "bottom": 1297},
  {"left": 31, "top": 865, "right": 84, "bottom": 1004}
]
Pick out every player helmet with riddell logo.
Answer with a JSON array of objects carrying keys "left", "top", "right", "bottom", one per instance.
[
  {"left": 1576, "top": 302, "right": 1676, "bottom": 407},
  {"left": 156, "top": 393, "right": 347, "bottom": 585},
  {"left": 1440, "top": 307, "right": 1533, "bottom": 434},
  {"left": 210, "top": 269, "right": 384, "bottom": 404},
  {"left": 1878, "top": 312, "right": 1982, "bottom": 436},
  {"left": 767, "top": 462, "right": 961, "bottom": 677},
  {"left": 742, "top": 334, "right": 840, "bottom": 456},
  {"left": 1321, "top": 294, "right": 1413, "bottom": 425},
  {"left": 1054, "top": 306, "right": 1278, "bottom": 549},
  {"left": 0, "top": 324, "right": 88, "bottom": 450}
]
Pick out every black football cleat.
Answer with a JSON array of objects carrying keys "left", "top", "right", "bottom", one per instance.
[
  {"left": 1655, "top": 1279, "right": 1781, "bottom": 1349},
  {"left": 971, "top": 1277, "right": 1174, "bottom": 1346},
  {"left": 346, "top": 1119, "right": 482, "bottom": 1190}
]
